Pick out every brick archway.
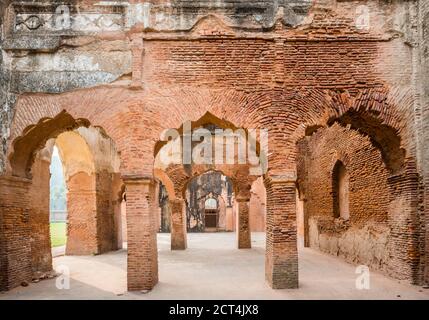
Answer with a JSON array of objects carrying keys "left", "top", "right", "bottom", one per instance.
[
  {"left": 0, "top": 109, "right": 124, "bottom": 291},
  {"left": 292, "top": 88, "right": 424, "bottom": 284}
]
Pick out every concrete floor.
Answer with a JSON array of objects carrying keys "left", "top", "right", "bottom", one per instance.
[{"left": 1, "top": 233, "right": 428, "bottom": 300}]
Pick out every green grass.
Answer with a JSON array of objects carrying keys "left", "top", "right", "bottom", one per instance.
[{"left": 50, "top": 222, "right": 67, "bottom": 247}]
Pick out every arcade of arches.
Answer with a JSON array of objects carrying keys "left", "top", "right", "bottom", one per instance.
[{"left": 0, "top": 0, "right": 429, "bottom": 295}]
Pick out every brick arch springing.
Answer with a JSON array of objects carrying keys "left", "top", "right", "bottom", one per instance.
[
  {"left": 152, "top": 109, "right": 266, "bottom": 205},
  {"left": 286, "top": 87, "right": 415, "bottom": 172},
  {"left": 7, "top": 88, "right": 143, "bottom": 177},
  {"left": 9, "top": 87, "right": 272, "bottom": 178},
  {"left": 8, "top": 110, "right": 90, "bottom": 178}
]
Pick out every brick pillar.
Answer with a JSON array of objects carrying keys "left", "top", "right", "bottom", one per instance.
[
  {"left": 225, "top": 206, "right": 234, "bottom": 231},
  {"left": 0, "top": 175, "right": 32, "bottom": 291},
  {"left": 170, "top": 199, "right": 187, "bottom": 250},
  {"left": 29, "top": 156, "right": 53, "bottom": 274},
  {"left": 113, "top": 199, "right": 123, "bottom": 249},
  {"left": 95, "top": 172, "right": 117, "bottom": 253},
  {"left": 236, "top": 196, "right": 251, "bottom": 249},
  {"left": 264, "top": 175, "right": 299, "bottom": 289},
  {"left": 124, "top": 177, "right": 158, "bottom": 291},
  {"left": 387, "top": 162, "right": 421, "bottom": 284},
  {"left": 66, "top": 172, "right": 98, "bottom": 255}
]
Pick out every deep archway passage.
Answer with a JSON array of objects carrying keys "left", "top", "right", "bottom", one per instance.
[
  {"left": 140, "top": 113, "right": 270, "bottom": 291},
  {"left": 296, "top": 117, "right": 422, "bottom": 284},
  {"left": 185, "top": 171, "right": 233, "bottom": 233}
]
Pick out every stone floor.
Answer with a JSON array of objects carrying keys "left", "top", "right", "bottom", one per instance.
[{"left": 1, "top": 233, "right": 428, "bottom": 300}]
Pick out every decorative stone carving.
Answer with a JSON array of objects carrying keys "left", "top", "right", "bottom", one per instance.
[
  {"left": 9, "top": 1, "right": 313, "bottom": 35},
  {"left": 15, "top": 13, "right": 124, "bottom": 33}
]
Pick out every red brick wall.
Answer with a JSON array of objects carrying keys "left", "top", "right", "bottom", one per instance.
[
  {"left": 144, "top": 40, "right": 275, "bottom": 90},
  {"left": 300, "top": 124, "right": 390, "bottom": 225}
]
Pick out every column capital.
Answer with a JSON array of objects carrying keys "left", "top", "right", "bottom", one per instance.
[
  {"left": 0, "top": 174, "right": 32, "bottom": 185},
  {"left": 122, "top": 174, "right": 154, "bottom": 184},
  {"left": 236, "top": 195, "right": 250, "bottom": 202},
  {"left": 169, "top": 198, "right": 185, "bottom": 205},
  {"left": 265, "top": 171, "right": 297, "bottom": 184}
]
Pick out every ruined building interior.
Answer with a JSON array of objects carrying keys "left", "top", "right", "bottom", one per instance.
[{"left": 0, "top": 0, "right": 429, "bottom": 299}]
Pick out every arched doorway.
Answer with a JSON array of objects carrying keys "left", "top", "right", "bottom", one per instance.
[
  {"left": 0, "top": 111, "right": 124, "bottom": 289},
  {"left": 204, "top": 197, "right": 219, "bottom": 231}
]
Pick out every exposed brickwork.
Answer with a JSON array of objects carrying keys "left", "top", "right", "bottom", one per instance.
[
  {"left": 0, "top": 176, "right": 32, "bottom": 291},
  {"left": 29, "top": 155, "right": 52, "bottom": 274},
  {"left": 418, "top": 0, "right": 429, "bottom": 285},
  {"left": 170, "top": 199, "right": 187, "bottom": 250},
  {"left": 66, "top": 171, "right": 118, "bottom": 255},
  {"left": 125, "top": 178, "right": 158, "bottom": 291},
  {"left": 96, "top": 171, "right": 118, "bottom": 253},
  {"left": 236, "top": 198, "right": 251, "bottom": 249},
  {"left": 297, "top": 124, "right": 422, "bottom": 283},
  {"left": 66, "top": 172, "right": 98, "bottom": 255},
  {"left": 144, "top": 40, "right": 275, "bottom": 90},
  {"left": 264, "top": 177, "right": 298, "bottom": 289}
]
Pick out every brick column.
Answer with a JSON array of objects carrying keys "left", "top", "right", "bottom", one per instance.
[
  {"left": 264, "top": 175, "right": 299, "bottom": 289},
  {"left": 225, "top": 206, "right": 234, "bottom": 231},
  {"left": 95, "top": 172, "right": 117, "bottom": 253},
  {"left": 236, "top": 196, "right": 251, "bottom": 249},
  {"left": 124, "top": 177, "right": 158, "bottom": 291},
  {"left": 66, "top": 172, "right": 98, "bottom": 255},
  {"left": 170, "top": 199, "right": 187, "bottom": 250},
  {"left": 29, "top": 156, "right": 53, "bottom": 274},
  {"left": 0, "top": 175, "right": 32, "bottom": 291}
]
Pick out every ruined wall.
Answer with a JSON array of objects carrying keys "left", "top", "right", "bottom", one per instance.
[
  {"left": 0, "top": 47, "right": 16, "bottom": 175},
  {"left": 298, "top": 124, "right": 393, "bottom": 276},
  {"left": 0, "top": 0, "right": 427, "bottom": 290},
  {"left": 418, "top": 0, "right": 429, "bottom": 284}
]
